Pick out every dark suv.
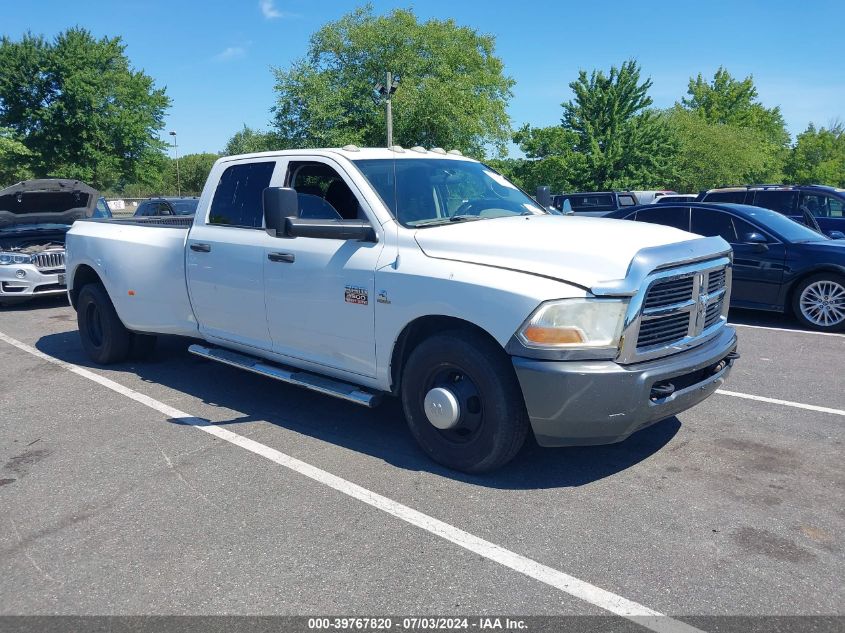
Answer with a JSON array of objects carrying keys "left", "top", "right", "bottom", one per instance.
[
  {"left": 552, "top": 191, "right": 638, "bottom": 217},
  {"left": 700, "top": 185, "right": 845, "bottom": 235},
  {"left": 134, "top": 197, "right": 199, "bottom": 217}
]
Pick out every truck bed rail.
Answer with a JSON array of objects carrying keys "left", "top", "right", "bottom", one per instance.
[{"left": 81, "top": 216, "right": 194, "bottom": 228}]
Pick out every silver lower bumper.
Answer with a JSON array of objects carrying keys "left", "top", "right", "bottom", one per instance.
[
  {"left": 0, "top": 265, "right": 67, "bottom": 302},
  {"left": 512, "top": 326, "right": 738, "bottom": 447}
]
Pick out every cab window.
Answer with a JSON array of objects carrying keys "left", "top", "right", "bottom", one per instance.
[
  {"left": 286, "top": 161, "right": 364, "bottom": 221},
  {"left": 208, "top": 161, "right": 276, "bottom": 228}
]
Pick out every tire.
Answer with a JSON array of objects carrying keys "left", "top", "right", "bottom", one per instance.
[
  {"left": 400, "top": 330, "right": 530, "bottom": 473},
  {"left": 77, "top": 283, "right": 132, "bottom": 364},
  {"left": 792, "top": 273, "right": 845, "bottom": 332},
  {"left": 130, "top": 333, "right": 158, "bottom": 360}
]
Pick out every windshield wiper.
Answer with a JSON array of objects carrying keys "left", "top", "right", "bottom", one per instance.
[{"left": 412, "top": 215, "right": 484, "bottom": 227}]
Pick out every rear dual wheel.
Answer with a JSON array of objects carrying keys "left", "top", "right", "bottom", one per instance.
[
  {"left": 400, "top": 330, "right": 529, "bottom": 473},
  {"left": 77, "top": 283, "right": 157, "bottom": 363}
]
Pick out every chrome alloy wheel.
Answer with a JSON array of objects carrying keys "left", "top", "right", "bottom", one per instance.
[{"left": 799, "top": 280, "right": 845, "bottom": 327}]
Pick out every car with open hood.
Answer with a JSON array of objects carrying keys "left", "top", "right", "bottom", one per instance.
[{"left": 0, "top": 179, "right": 106, "bottom": 306}]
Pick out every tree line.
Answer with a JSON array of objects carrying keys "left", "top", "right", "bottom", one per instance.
[{"left": 0, "top": 7, "right": 843, "bottom": 197}]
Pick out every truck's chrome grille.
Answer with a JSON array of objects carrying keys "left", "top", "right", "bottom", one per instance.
[
  {"left": 643, "top": 276, "right": 694, "bottom": 310},
  {"left": 708, "top": 269, "right": 726, "bottom": 294},
  {"left": 637, "top": 312, "right": 691, "bottom": 348},
  {"left": 633, "top": 263, "right": 730, "bottom": 355},
  {"left": 34, "top": 251, "right": 65, "bottom": 271}
]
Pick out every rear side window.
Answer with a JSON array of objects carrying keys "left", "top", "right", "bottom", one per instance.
[
  {"left": 634, "top": 206, "right": 690, "bottom": 231},
  {"left": 800, "top": 193, "right": 845, "bottom": 218},
  {"left": 752, "top": 190, "right": 797, "bottom": 215},
  {"left": 618, "top": 195, "right": 636, "bottom": 206},
  {"left": 691, "top": 210, "right": 758, "bottom": 243},
  {"left": 208, "top": 161, "right": 276, "bottom": 228},
  {"left": 703, "top": 191, "right": 747, "bottom": 204},
  {"left": 567, "top": 194, "right": 616, "bottom": 211}
]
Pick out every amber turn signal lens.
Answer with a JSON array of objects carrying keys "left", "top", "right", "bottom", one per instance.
[{"left": 522, "top": 326, "right": 585, "bottom": 345}]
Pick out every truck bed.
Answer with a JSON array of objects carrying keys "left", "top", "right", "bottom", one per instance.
[{"left": 66, "top": 218, "right": 199, "bottom": 336}]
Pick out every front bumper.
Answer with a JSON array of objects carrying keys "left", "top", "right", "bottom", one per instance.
[
  {"left": 513, "top": 326, "right": 738, "bottom": 447},
  {"left": 0, "top": 264, "right": 67, "bottom": 301}
]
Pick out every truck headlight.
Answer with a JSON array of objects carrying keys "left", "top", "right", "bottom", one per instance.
[
  {"left": 518, "top": 298, "right": 628, "bottom": 349},
  {"left": 0, "top": 253, "right": 34, "bottom": 265}
]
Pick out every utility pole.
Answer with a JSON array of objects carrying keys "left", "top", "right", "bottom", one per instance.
[
  {"left": 169, "top": 130, "right": 181, "bottom": 196},
  {"left": 374, "top": 72, "right": 400, "bottom": 148}
]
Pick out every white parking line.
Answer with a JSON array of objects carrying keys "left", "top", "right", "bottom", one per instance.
[
  {"left": 0, "top": 330, "right": 699, "bottom": 633},
  {"left": 716, "top": 389, "right": 845, "bottom": 417},
  {"left": 730, "top": 322, "right": 845, "bottom": 338}
]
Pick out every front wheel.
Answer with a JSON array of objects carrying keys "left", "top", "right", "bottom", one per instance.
[
  {"left": 77, "top": 283, "right": 132, "bottom": 364},
  {"left": 792, "top": 273, "right": 845, "bottom": 332},
  {"left": 400, "top": 330, "right": 529, "bottom": 473}
]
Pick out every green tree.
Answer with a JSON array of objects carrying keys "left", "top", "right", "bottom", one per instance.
[
  {"left": 271, "top": 5, "right": 514, "bottom": 156},
  {"left": 785, "top": 123, "right": 845, "bottom": 187},
  {"left": 663, "top": 107, "right": 783, "bottom": 192},
  {"left": 0, "top": 27, "right": 170, "bottom": 190},
  {"left": 561, "top": 59, "right": 676, "bottom": 189},
  {"left": 224, "top": 125, "right": 281, "bottom": 155},
  {"left": 0, "top": 127, "right": 33, "bottom": 185},
  {"left": 162, "top": 152, "right": 220, "bottom": 195},
  {"left": 494, "top": 125, "right": 585, "bottom": 194},
  {"left": 682, "top": 67, "right": 790, "bottom": 148}
]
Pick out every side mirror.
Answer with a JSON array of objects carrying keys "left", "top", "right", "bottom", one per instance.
[
  {"left": 263, "top": 187, "right": 299, "bottom": 234},
  {"left": 741, "top": 231, "right": 768, "bottom": 251},
  {"left": 285, "top": 218, "right": 376, "bottom": 242},
  {"left": 827, "top": 230, "right": 845, "bottom": 240}
]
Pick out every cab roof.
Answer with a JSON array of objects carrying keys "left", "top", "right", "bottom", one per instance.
[{"left": 218, "top": 147, "right": 479, "bottom": 164}]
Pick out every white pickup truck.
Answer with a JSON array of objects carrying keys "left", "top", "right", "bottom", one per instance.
[{"left": 65, "top": 147, "right": 738, "bottom": 472}]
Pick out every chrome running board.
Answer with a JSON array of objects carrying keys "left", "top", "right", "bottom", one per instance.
[{"left": 188, "top": 344, "right": 382, "bottom": 408}]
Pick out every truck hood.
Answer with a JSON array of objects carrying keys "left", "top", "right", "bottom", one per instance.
[
  {"left": 0, "top": 179, "right": 99, "bottom": 229},
  {"left": 414, "top": 214, "right": 698, "bottom": 289}
]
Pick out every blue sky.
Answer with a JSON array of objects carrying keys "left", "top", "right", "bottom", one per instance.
[{"left": 4, "top": 0, "right": 844, "bottom": 155}]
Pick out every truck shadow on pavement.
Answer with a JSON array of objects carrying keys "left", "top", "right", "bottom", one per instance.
[{"left": 36, "top": 330, "right": 681, "bottom": 490}]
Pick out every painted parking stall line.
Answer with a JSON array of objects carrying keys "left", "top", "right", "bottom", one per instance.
[
  {"left": 729, "top": 322, "right": 845, "bottom": 338},
  {"left": 716, "top": 389, "right": 845, "bottom": 417},
  {"left": 0, "top": 330, "right": 701, "bottom": 633}
]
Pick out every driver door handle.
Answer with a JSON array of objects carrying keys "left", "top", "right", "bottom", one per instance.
[
  {"left": 268, "top": 252, "right": 295, "bottom": 263},
  {"left": 190, "top": 243, "right": 211, "bottom": 253}
]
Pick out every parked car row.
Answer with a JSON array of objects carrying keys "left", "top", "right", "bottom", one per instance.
[
  {"left": 699, "top": 184, "right": 845, "bottom": 236},
  {"left": 551, "top": 183, "right": 845, "bottom": 237}
]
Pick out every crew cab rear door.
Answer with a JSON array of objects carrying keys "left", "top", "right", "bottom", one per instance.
[
  {"left": 263, "top": 156, "right": 384, "bottom": 378},
  {"left": 186, "top": 159, "right": 281, "bottom": 350}
]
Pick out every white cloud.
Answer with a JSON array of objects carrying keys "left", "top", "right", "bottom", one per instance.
[
  {"left": 259, "top": 0, "right": 286, "bottom": 19},
  {"left": 214, "top": 46, "right": 247, "bottom": 61}
]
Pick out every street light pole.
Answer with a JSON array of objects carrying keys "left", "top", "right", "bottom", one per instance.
[
  {"left": 374, "top": 72, "right": 400, "bottom": 148},
  {"left": 169, "top": 130, "right": 181, "bottom": 197}
]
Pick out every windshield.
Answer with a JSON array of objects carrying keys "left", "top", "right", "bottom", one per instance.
[
  {"left": 728, "top": 204, "right": 830, "bottom": 242},
  {"left": 352, "top": 158, "right": 546, "bottom": 227},
  {"left": 171, "top": 199, "right": 199, "bottom": 215}
]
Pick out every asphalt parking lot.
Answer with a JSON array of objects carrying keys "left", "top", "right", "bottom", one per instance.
[{"left": 0, "top": 298, "right": 842, "bottom": 630}]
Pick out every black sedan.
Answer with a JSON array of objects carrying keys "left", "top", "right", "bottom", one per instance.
[{"left": 605, "top": 202, "right": 845, "bottom": 332}]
